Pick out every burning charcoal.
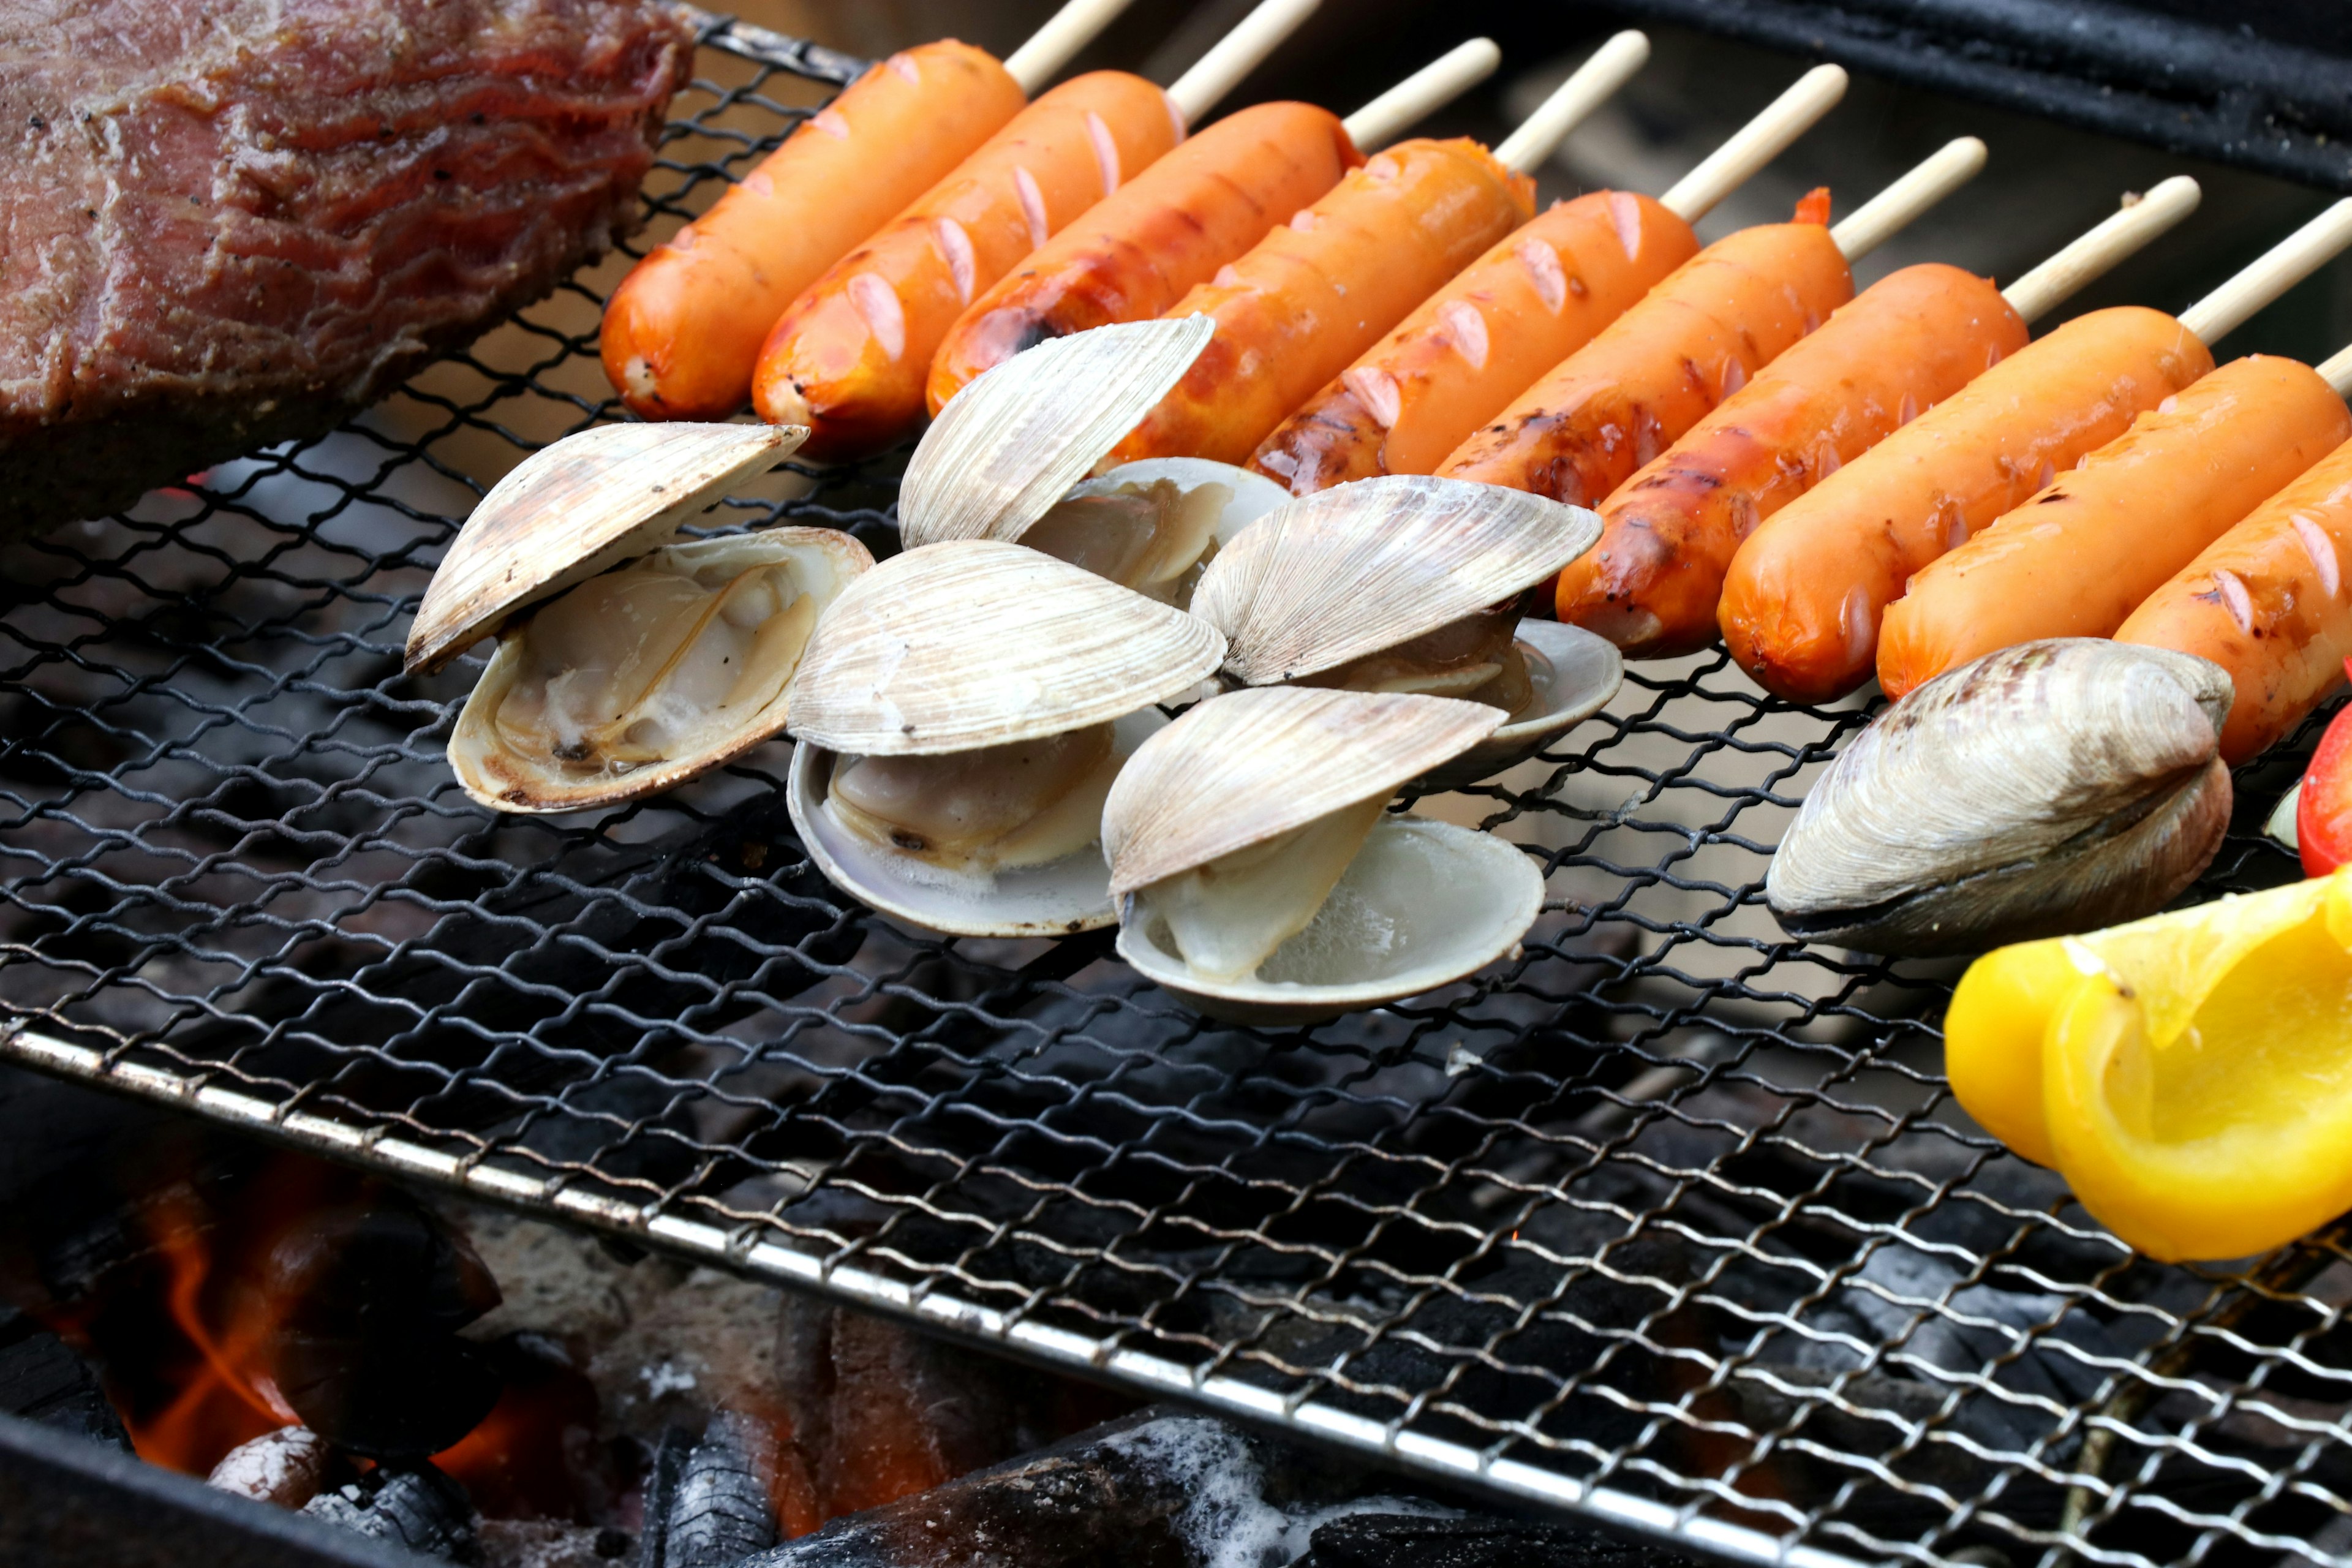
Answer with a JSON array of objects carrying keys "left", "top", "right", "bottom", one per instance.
[
  {"left": 662, "top": 1411, "right": 782, "bottom": 1567},
  {"left": 0, "top": 1306, "right": 132, "bottom": 1452},
  {"left": 304, "top": 1461, "right": 480, "bottom": 1562},
  {"left": 207, "top": 1423, "right": 333, "bottom": 1509},
  {"left": 743, "top": 1408, "right": 1384, "bottom": 1568},
  {"left": 258, "top": 1188, "right": 505, "bottom": 1458},
  {"left": 1298, "top": 1513, "right": 1700, "bottom": 1568}
]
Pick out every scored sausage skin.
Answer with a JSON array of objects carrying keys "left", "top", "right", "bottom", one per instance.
[
  {"left": 1434, "top": 219, "right": 1850, "bottom": 508},
  {"left": 1883, "top": 355, "right": 2352, "bottom": 701},
  {"left": 1559, "top": 264, "right": 2028, "bottom": 657},
  {"left": 603, "top": 42, "right": 1024, "bottom": 421},
  {"left": 1246, "top": 190, "right": 1700, "bottom": 494},
  {"left": 752, "top": 71, "right": 1183, "bottom": 461},
  {"left": 2117, "top": 428, "right": 2352, "bottom": 764},
  {"left": 1103, "top": 138, "right": 1536, "bottom": 469},
  {"left": 926, "top": 101, "right": 1359, "bottom": 415},
  {"left": 1717, "top": 305, "right": 2214, "bottom": 705}
]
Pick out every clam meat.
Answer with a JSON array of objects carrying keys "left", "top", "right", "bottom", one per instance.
[
  {"left": 1019, "top": 458, "right": 1287, "bottom": 604},
  {"left": 1766, "top": 638, "right": 2234, "bottom": 956},
  {"left": 1104, "top": 686, "right": 1544, "bottom": 1023}
]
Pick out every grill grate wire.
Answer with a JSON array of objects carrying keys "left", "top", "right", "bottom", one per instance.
[{"left": 1, "top": 31, "right": 2346, "bottom": 1568}]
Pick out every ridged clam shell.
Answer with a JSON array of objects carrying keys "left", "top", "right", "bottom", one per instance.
[
  {"left": 1188, "top": 475, "right": 1602, "bottom": 684},
  {"left": 786, "top": 538, "right": 1226, "bottom": 756},
  {"left": 449, "top": 526, "right": 869, "bottom": 814},
  {"left": 1766, "top": 639, "right": 2234, "bottom": 956},
  {"left": 899, "top": 317, "right": 1215, "bottom": 550},
  {"left": 1102, "top": 686, "right": 1501, "bottom": 897},
  {"left": 407, "top": 421, "right": 804, "bottom": 675}
]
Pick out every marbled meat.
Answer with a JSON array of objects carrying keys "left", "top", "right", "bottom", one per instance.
[{"left": 0, "top": 0, "right": 693, "bottom": 536}]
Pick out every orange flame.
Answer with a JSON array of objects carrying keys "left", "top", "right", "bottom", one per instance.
[{"left": 122, "top": 1199, "right": 292, "bottom": 1474}]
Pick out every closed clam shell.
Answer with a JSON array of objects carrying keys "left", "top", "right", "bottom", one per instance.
[
  {"left": 407, "top": 421, "right": 804, "bottom": 675},
  {"left": 1766, "top": 639, "right": 2234, "bottom": 956},
  {"left": 1188, "top": 475, "right": 1602, "bottom": 684},
  {"left": 1102, "top": 686, "right": 1501, "bottom": 897},
  {"left": 786, "top": 538, "right": 1226, "bottom": 756},
  {"left": 899, "top": 317, "right": 1215, "bottom": 551}
]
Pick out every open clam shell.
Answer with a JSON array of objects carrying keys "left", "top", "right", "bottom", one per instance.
[
  {"left": 1188, "top": 475, "right": 1602, "bottom": 685},
  {"left": 1012, "top": 458, "right": 1289, "bottom": 604},
  {"left": 1417, "top": 619, "right": 1624, "bottom": 791},
  {"left": 1766, "top": 639, "right": 2234, "bottom": 956},
  {"left": 785, "top": 538, "right": 1226, "bottom": 756},
  {"left": 1104, "top": 687, "right": 1539, "bottom": 1023},
  {"left": 899, "top": 317, "right": 1215, "bottom": 551},
  {"left": 450, "top": 526, "right": 870, "bottom": 813},
  {"left": 408, "top": 421, "right": 804, "bottom": 675}
]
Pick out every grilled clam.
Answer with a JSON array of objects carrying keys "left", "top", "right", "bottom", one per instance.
[
  {"left": 786, "top": 539, "right": 1226, "bottom": 937},
  {"left": 899, "top": 318, "right": 1280, "bottom": 602},
  {"left": 1767, "top": 639, "right": 2234, "bottom": 956},
  {"left": 409, "top": 421, "right": 874, "bottom": 813},
  {"left": 1104, "top": 686, "right": 1544, "bottom": 1023},
  {"left": 1188, "top": 475, "right": 1621, "bottom": 783}
]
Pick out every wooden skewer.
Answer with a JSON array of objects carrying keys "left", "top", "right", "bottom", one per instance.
[
  {"left": 2318, "top": 342, "right": 2352, "bottom": 399},
  {"left": 2178, "top": 197, "right": 2352, "bottom": 345},
  {"left": 2000, "top": 176, "right": 2201, "bottom": 324},
  {"left": 1341, "top": 37, "right": 1501, "bottom": 152},
  {"left": 1830, "top": 137, "right": 1987, "bottom": 262},
  {"left": 1658, "top": 64, "right": 1848, "bottom": 222},
  {"left": 1166, "top": 0, "right": 1325, "bottom": 126},
  {"left": 1493, "top": 31, "right": 1651, "bottom": 174},
  {"left": 1004, "top": 0, "right": 1146, "bottom": 95}
]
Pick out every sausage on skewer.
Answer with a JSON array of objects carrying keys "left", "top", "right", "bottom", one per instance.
[
  {"left": 924, "top": 37, "right": 1514, "bottom": 414},
  {"left": 1246, "top": 58, "right": 1849, "bottom": 494},
  {"left": 752, "top": 0, "right": 1327, "bottom": 461},
  {"left": 601, "top": 0, "right": 1135, "bottom": 421},
  {"left": 1719, "top": 192, "right": 2352, "bottom": 704}
]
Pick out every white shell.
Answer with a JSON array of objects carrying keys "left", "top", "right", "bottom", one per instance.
[
  {"left": 2268, "top": 780, "right": 2302, "bottom": 853},
  {"left": 1189, "top": 475, "right": 1602, "bottom": 684},
  {"left": 785, "top": 538, "right": 1226, "bottom": 756},
  {"left": 448, "top": 526, "right": 870, "bottom": 813},
  {"left": 1117, "top": 819, "right": 1544, "bottom": 1026},
  {"left": 1767, "top": 639, "right": 2234, "bottom": 955},
  {"left": 1419, "top": 619, "right": 1625, "bottom": 790},
  {"left": 1059, "top": 458, "right": 1287, "bottom": 548},
  {"left": 788, "top": 707, "right": 1166, "bottom": 939},
  {"left": 1102, "top": 686, "right": 1502, "bottom": 897},
  {"left": 899, "top": 317, "right": 1215, "bottom": 550},
  {"left": 408, "top": 422, "right": 804, "bottom": 674}
]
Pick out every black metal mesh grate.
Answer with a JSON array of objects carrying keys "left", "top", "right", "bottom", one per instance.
[{"left": 4, "top": 31, "right": 2349, "bottom": 1568}]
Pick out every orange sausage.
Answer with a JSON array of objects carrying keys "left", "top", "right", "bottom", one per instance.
[
  {"left": 1558, "top": 265, "right": 2028, "bottom": 657},
  {"left": 752, "top": 72, "right": 1183, "bottom": 461},
  {"left": 2117, "top": 432, "right": 2352, "bottom": 763},
  {"left": 1433, "top": 220, "right": 1851, "bottom": 507},
  {"left": 602, "top": 43, "right": 1025, "bottom": 422},
  {"left": 1102, "top": 138, "right": 1536, "bottom": 468},
  {"left": 1718, "top": 307, "right": 2212, "bottom": 704},
  {"left": 1881, "top": 356, "right": 2352, "bottom": 700},
  {"left": 1245, "top": 192, "right": 1700, "bottom": 493},
  {"left": 925, "top": 102, "right": 1359, "bottom": 415}
]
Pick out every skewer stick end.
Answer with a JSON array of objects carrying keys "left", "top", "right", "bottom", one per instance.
[
  {"left": 1340, "top": 36, "right": 1501, "bottom": 153},
  {"left": 2000, "top": 175, "right": 2202, "bottom": 325},
  {"left": 1657, "top": 60, "right": 1849, "bottom": 222},
  {"left": 2178, "top": 193, "right": 2352, "bottom": 347},
  {"left": 1003, "top": 0, "right": 1142, "bottom": 95},
  {"left": 1827, "top": 135, "right": 1986, "bottom": 263},
  {"left": 1492, "top": 30, "right": 1650, "bottom": 175}
]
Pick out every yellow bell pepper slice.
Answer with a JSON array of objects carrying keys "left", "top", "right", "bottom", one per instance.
[{"left": 1946, "top": 868, "right": 2352, "bottom": 1262}]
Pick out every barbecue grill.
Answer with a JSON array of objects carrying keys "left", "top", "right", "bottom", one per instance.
[{"left": 3, "top": 12, "right": 2350, "bottom": 1568}]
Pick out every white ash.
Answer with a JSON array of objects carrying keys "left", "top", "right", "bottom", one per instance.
[{"left": 207, "top": 1424, "right": 329, "bottom": 1509}]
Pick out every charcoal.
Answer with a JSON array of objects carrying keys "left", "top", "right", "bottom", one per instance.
[
  {"left": 0, "top": 1306, "right": 131, "bottom": 1452},
  {"left": 635, "top": 1428, "right": 696, "bottom": 1568},
  {"left": 663, "top": 1411, "right": 781, "bottom": 1568},
  {"left": 207, "top": 1422, "right": 333, "bottom": 1509},
  {"left": 304, "top": 1461, "right": 480, "bottom": 1562},
  {"left": 742, "top": 1408, "right": 1389, "bottom": 1568},
  {"left": 1298, "top": 1513, "right": 1700, "bottom": 1568}
]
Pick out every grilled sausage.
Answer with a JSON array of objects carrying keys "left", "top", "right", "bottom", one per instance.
[
  {"left": 603, "top": 43, "right": 1025, "bottom": 422},
  {"left": 1102, "top": 138, "right": 1536, "bottom": 467},
  {"left": 1557, "top": 264, "right": 2028, "bottom": 655},
  {"left": 1431, "top": 217, "right": 1850, "bottom": 506},
  {"left": 752, "top": 71, "right": 1183, "bottom": 461},
  {"left": 1717, "top": 306, "right": 2212, "bottom": 704},
  {"left": 2116, "top": 429, "right": 2352, "bottom": 763},
  {"left": 925, "top": 101, "right": 1359, "bottom": 415},
  {"left": 1245, "top": 191, "right": 1699, "bottom": 492},
  {"left": 1881, "top": 355, "right": 2352, "bottom": 700}
]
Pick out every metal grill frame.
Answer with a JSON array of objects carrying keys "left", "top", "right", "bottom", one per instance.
[{"left": 2, "top": 28, "right": 2348, "bottom": 1568}]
